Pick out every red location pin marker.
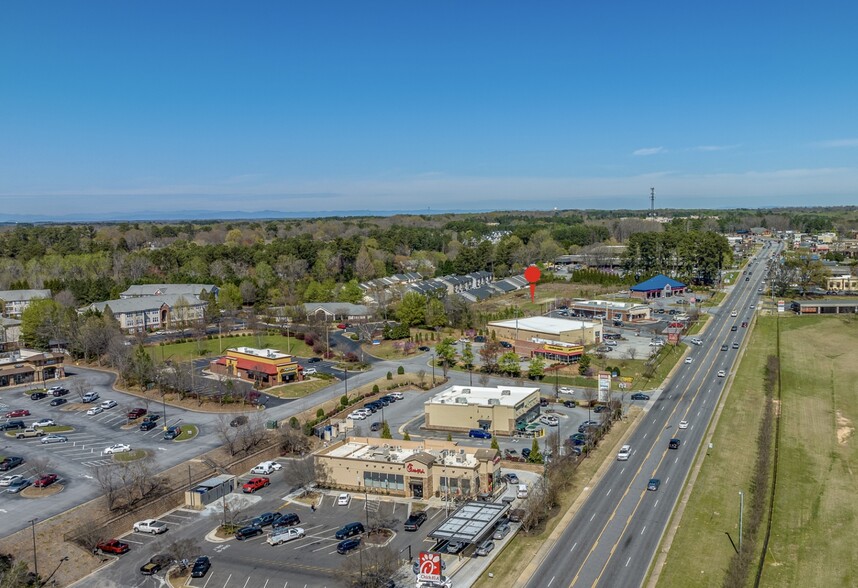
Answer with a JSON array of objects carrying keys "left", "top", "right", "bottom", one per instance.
[{"left": 524, "top": 265, "right": 541, "bottom": 303}]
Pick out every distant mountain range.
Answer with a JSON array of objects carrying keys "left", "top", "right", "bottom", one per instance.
[{"left": 0, "top": 208, "right": 492, "bottom": 223}]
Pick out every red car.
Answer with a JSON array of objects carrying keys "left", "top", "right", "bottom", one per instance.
[
  {"left": 96, "top": 539, "right": 130, "bottom": 555},
  {"left": 5, "top": 409, "right": 30, "bottom": 418},
  {"left": 127, "top": 408, "right": 147, "bottom": 419},
  {"left": 33, "top": 473, "right": 58, "bottom": 488},
  {"left": 242, "top": 477, "right": 270, "bottom": 493}
]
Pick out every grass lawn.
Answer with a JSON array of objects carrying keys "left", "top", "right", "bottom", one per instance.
[
  {"left": 148, "top": 334, "right": 313, "bottom": 362},
  {"left": 39, "top": 425, "right": 74, "bottom": 433},
  {"left": 656, "top": 317, "right": 778, "bottom": 588},
  {"left": 760, "top": 315, "right": 858, "bottom": 586},
  {"left": 362, "top": 340, "right": 426, "bottom": 361},
  {"left": 174, "top": 424, "right": 198, "bottom": 441},
  {"left": 113, "top": 449, "right": 148, "bottom": 462},
  {"left": 265, "top": 378, "right": 333, "bottom": 399}
]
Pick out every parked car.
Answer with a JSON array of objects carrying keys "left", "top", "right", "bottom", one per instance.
[
  {"left": 5, "top": 409, "right": 30, "bottom": 418},
  {"left": 33, "top": 473, "right": 58, "bottom": 488},
  {"left": 0, "top": 474, "right": 24, "bottom": 486},
  {"left": 389, "top": 392, "right": 404, "bottom": 400},
  {"left": 539, "top": 415, "right": 559, "bottom": 426},
  {"left": 499, "top": 341, "right": 512, "bottom": 348},
  {"left": 49, "top": 398, "right": 67, "bottom": 406},
  {"left": 86, "top": 406, "right": 103, "bottom": 416},
  {"left": 267, "top": 526, "right": 306, "bottom": 545},
  {"left": 493, "top": 522, "right": 511, "bottom": 540},
  {"left": 139, "top": 420, "right": 157, "bottom": 431},
  {"left": 0, "top": 457, "right": 24, "bottom": 471},
  {"left": 190, "top": 556, "right": 211, "bottom": 578},
  {"left": 563, "top": 400, "right": 576, "bottom": 408},
  {"left": 647, "top": 478, "right": 661, "bottom": 491},
  {"left": 81, "top": 392, "right": 99, "bottom": 403},
  {"left": 337, "top": 538, "right": 361, "bottom": 554},
  {"left": 476, "top": 540, "right": 495, "bottom": 556},
  {"left": 7, "top": 478, "right": 30, "bottom": 493},
  {"left": 251, "top": 512, "right": 282, "bottom": 527},
  {"left": 15, "top": 428, "right": 46, "bottom": 439},
  {"left": 242, "top": 477, "right": 270, "bottom": 493},
  {"left": 504, "top": 472, "right": 520, "bottom": 484},
  {"left": 103, "top": 443, "right": 132, "bottom": 455},
  {"left": 370, "top": 421, "right": 383, "bottom": 432},
  {"left": 41, "top": 434, "right": 68, "bottom": 444},
  {"left": 32, "top": 419, "right": 56, "bottom": 428},
  {"left": 96, "top": 539, "right": 130, "bottom": 555},
  {"left": 335, "top": 522, "right": 365, "bottom": 539},
  {"left": 593, "top": 405, "right": 608, "bottom": 413},
  {"left": 251, "top": 461, "right": 282, "bottom": 475},
  {"left": 303, "top": 367, "right": 318, "bottom": 376},
  {"left": 164, "top": 425, "right": 182, "bottom": 440},
  {"left": 539, "top": 398, "right": 549, "bottom": 407},
  {"left": 127, "top": 408, "right": 147, "bottom": 419},
  {"left": 348, "top": 411, "right": 367, "bottom": 420},
  {"left": 630, "top": 393, "right": 650, "bottom": 401},
  {"left": 404, "top": 511, "right": 427, "bottom": 531},
  {"left": 272, "top": 512, "right": 301, "bottom": 528},
  {"left": 30, "top": 392, "right": 47, "bottom": 400},
  {"left": 229, "top": 415, "right": 248, "bottom": 427},
  {"left": 468, "top": 429, "right": 492, "bottom": 439},
  {"left": 139, "top": 554, "right": 173, "bottom": 575},
  {"left": 234, "top": 526, "right": 264, "bottom": 540},
  {"left": 337, "top": 493, "right": 352, "bottom": 506},
  {"left": 100, "top": 400, "right": 117, "bottom": 409},
  {"left": 133, "top": 519, "right": 168, "bottom": 534},
  {"left": 521, "top": 448, "right": 531, "bottom": 459}
]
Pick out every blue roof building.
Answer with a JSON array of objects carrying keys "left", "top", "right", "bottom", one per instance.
[{"left": 630, "top": 274, "right": 687, "bottom": 299}]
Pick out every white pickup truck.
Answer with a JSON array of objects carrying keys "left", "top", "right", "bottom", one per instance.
[
  {"left": 267, "top": 527, "right": 305, "bottom": 545},
  {"left": 133, "top": 519, "right": 168, "bottom": 534}
]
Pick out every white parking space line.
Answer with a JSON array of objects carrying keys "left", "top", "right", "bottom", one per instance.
[
  {"left": 242, "top": 577, "right": 250, "bottom": 588},
  {"left": 262, "top": 580, "right": 269, "bottom": 588},
  {"left": 222, "top": 574, "right": 232, "bottom": 588}
]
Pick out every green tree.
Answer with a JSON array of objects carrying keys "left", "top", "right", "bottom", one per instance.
[
  {"left": 447, "top": 432, "right": 453, "bottom": 442},
  {"left": 425, "top": 297, "right": 448, "bottom": 329},
  {"left": 435, "top": 338, "right": 457, "bottom": 376},
  {"left": 491, "top": 436, "right": 500, "bottom": 451},
  {"left": 528, "top": 438, "right": 544, "bottom": 464},
  {"left": 397, "top": 365, "right": 405, "bottom": 375},
  {"left": 20, "top": 298, "right": 68, "bottom": 349},
  {"left": 219, "top": 283, "right": 243, "bottom": 312},
  {"left": 461, "top": 343, "right": 474, "bottom": 369},
  {"left": 128, "top": 344, "right": 155, "bottom": 390},
  {"left": 396, "top": 292, "right": 427, "bottom": 327},
  {"left": 380, "top": 422, "right": 393, "bottom": 439},
  {"left": 403, "top": 431, "right": 411, "bottom": 441},
  {"left": 340, "top": 395, "right": 349, "bottom": 407},
  {"left": 578, "top": 354, "right": 592, "bottom": 376},
  {"left": 498, "top": 352, "right": 521, "bottom": 377},
  {"left": 338, "top": 279, "right": 364, "bottom": 304},
  {"left": 527, "top": 355, "right": 545, "bottom": 380}
]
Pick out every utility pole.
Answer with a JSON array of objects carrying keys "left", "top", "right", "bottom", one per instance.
[
  {"left": 28, "top": 518, "right": 38, "bottom": 580},
  {"left": 738, "top": 491, "right": 744, "bottom": 551}
]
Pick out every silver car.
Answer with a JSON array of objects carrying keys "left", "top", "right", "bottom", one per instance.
[
  {"left": 476, "top": 540, "right": 495, "bottom": 556},
  {"left": 41, "top": 434, "right": 68, "bottom": 444},
  {"left": 493, "top": 523, "right": 511, "bottom": 540}
]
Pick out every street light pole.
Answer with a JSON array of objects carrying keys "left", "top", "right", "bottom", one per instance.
[
  {"left": 431, "top": 354, "right": 436, "bottom": 387},
  {"left": 738, "top": 491, "right": 744, "bottom": 551},
  {"left": 28, "top": 518, "right": 38, "bottom": 580}
]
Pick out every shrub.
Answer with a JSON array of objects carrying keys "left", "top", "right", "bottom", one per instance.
[
  {"left": 397, "top": 365, "right": 405, "bottom": 375},
  {"left": 372, "top": 384, "right": 379, "bottom": 394},
  {"left": 386, "top": 371, "right": 393, "bottom": 380},
  {"left": 340, "top": 395, "right": 349, "bottom": 407},
  {"left": 289, "top": 416, "right": 300, "bottom": 429},
  {"left": 316, "top": 408, "right": 325, "bottom": 418}
]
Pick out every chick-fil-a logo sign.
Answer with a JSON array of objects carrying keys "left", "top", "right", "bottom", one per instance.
[{"left": 406, "top": 463, "right": 426, "bottom": 474}]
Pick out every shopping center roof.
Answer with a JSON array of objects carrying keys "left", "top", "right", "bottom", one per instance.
[
  {"left": 426, "top": 385, "right": 538, "bottom": 408},
  {"left": 488, "top": 316, "right": 596, "bottom": 334}
]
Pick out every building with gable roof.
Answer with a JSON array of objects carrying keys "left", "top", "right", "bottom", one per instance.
[
  {"left": 0, "top": 289, "right": 52, "bottom": 318},
  {"left": 629, "top": 274, "right": 687, "bottom": 300}
]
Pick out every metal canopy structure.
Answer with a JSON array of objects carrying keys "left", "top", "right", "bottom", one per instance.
[{"left": 428, "top": 501, "right": 508, "bottom": 544}]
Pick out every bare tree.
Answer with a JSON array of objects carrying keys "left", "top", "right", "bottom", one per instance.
[
  {"left": 215, "top": 415, "right": 241, "bottom": 456},
  {"left": 166, "top": 537, "right": 201, "bottom": 565},
  {"left": 278, "top": 427, "right": 312, "bottom": 455},
  {"left": 235, "top": 411, "right": 270, "bottom": 454},
  {"left": 625, "top": 347, "right": 637, "bottom": 361},
  {"left": 280, "top": 455, "right": 317, "bottom": 496},
  {"left": 29, "top": 455, "right": 52, "bottom": 479},
  {"left": 71, "top": 377, "right": 89, "bottom": 403},
  {"left": 342, "top": 546, "right": 404, "bottom": 588}
]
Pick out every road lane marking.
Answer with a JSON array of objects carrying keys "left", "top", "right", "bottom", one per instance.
[
  {"left": 626, "top": 557, "right": 631, "bottom": 567},
  {"left": 548, "top": 576, "right": 555, "bottom": 587},
  {"left": 590, "top": 513, "right": 596, "bottom": 522},
  {"left": 606, "top": 489, "right": 611, "bottom": 497},
  {"left": 570, "top": 542, "right": 577, "bottom": 552},
  {"left": 640, "top": 526, "right": 646, "bottom": 535},
  {"left": 654, "top": 500, "right": 659, "bottom": 508}
]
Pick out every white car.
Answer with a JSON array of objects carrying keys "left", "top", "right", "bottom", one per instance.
[
  {"left": 539, "top": 415, "right": 559, "bottom": 426},
  {"left": 617, "top": 445, "right": 631, "bottom": 461},
  {"left": 717, "top": 370, "right": 726, "bottom": 378},
  {"left": 32, "top": 419, "right": 56, "bottom": 428},
  {"left": 267, "top": 526, "right": 306, "bottom": 546},
  {"left": 133, "top": 519, "right": 168, "bottom": 534},
  {"left": 679, "top": 420, "right": 689, "bottom": 429},
  {"left": 86, "top": 406, "right": 103, "bottom": 416},
  {"left": 100, "top": 400, "right": 117, "bottom": 409},
  {"left": 731, "top": 310, "right": 738, "bottom": 317},
  {"left": 251, "top": 461, "right": 282, "bottom": 475},
  {"left": 303, "top": 367, "right": 317, "bottom": 376},
  {"left": 558, "top": 386, "right": 574, "bottom": 395},
  {"left": 389, "top": 392, "right": 404, "bottom": 400},
  {"left": 102, "top": 443, "right": 131, "bottom": 455},
  {"left": 750, "top": 304, "right": 755, "bottom": 309},
  {"left": 684, "top": 357, "right": 693, "bottom": 364},
  {"left": 0, "top": 474, "right": 24, "bottom": 487},
  {"left": 347, "top": 411, "right": 367, "bottom": 421},
  {"left": 337, "top": 493, "right": 351, "bottom": 506}
]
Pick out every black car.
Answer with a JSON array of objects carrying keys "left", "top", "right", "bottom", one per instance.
[
  {"left": 308, "top": 357, "right": 322, "bottom": 363},
  {"left": 272, "top": 512, "right": 300, "bottom": 528},
  {"left": 0, "top": 421, "right": 25, "bottom": 432},
  {"left": 49, "top": 398, "right": 67, "bottom": 407},
  {"left": 51, "top": 388, "right": 69, "bottom": 397},
  {"left": 143, "top": 414, "right": 160, "bottom": 423},
  {"left": 404, "top": 511, "right": 427, "bottom": 531},
  {"left": 335, "top": 522, "right": 365, "bottom": 539},
  {"left": 229, "top": 415, "right": 248, "bottom": 427},
  {"left": 0, "top": 456, "right": 24, "bottom": 471},
  {"left": 418, "top": 346, "right": 431, "bottom": 352},
  {"left": 539, "top": 398, "right": 549, "bottom": 407},
  {"left": 30, "top": 392, "right": 47, "bottom": 400},
  {"left": 234, "top": 526, "right": 263, "bottom": 540},
  {"left": 337, "top": 538, "right": 361, "bottom": 554},
  {"left": 731, "top": 325, "right": 738, "bottom": 332},
  {"left": 140, "top": 554, "right": 173, "bottom": 575},
  {"left": 563, "top": 400, "right": 576, "bottom": 408},
  {"left": 364, "top": 403, "right": 380, "bottom": 413},
  {"left": 499, "top": 341, "right": 513, "bottom": 348},
  {"left": 521, "top": 448, "right": 532, "bottom": 459},
  {"left": 630, "top": 393, "right": 650, "bottom": 401},
  {"left": 164, "top": 425, "right": 182, "bottom": 440},
  {"left": 251, "top": 512, "right": 280, "bottom": 527},
  {"left": 140, "top": 420, "right": 158, "bottom": 431},
  {"left": 375, "top": 397, "right": 391, "bottom": 406},
  {"left": 593, "top": 405, "right": 608, "bottom": 413},
  {"left": 370, "top": 422, "right": 383, "bottom": 432},
  {"left": 190, "top": 556, "right": 211, "bottom": 578},
  {"left": 473, "top": 336, "right": 486, "bottom": 343}
]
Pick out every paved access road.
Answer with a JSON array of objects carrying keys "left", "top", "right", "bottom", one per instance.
[{"left": 524, "top": 241, "right": 781, "bottom": 588}]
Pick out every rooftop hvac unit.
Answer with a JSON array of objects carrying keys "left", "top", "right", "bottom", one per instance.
[
  {"left": 462, "top": 388, "right": 471, "bottom": 394},
  {"left": 501, "top": 390, "right": 511, "bottom": 395},
  {"left": 488, "top": 398, "right": 500, "bottom": 405},
  {"left": 460, "top": 449, "right": 465, "bottom": 455}
]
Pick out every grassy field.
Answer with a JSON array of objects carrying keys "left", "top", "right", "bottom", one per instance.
[
  {"left": 174, "top": 424, "right": 198, "bottom": 441},
  {"left": 265, "top": 377, "right": 334, "bottom": 399},
  {"left": 657, "top": 317, "right": 777, "bottom": 588},
  {"left": 148, "top": 334, "right": 313, "bottom": 362},
  {"left": 760, "top": 315, "right": 858, "bottom": 587}
]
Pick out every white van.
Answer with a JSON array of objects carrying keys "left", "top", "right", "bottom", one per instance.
[{"left": 516, "top": 483, "right": 528, "bottom": 499}]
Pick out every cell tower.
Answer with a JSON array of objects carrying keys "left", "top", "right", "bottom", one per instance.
[{"left": 649, "top": 187, "right": 655, "bottom": 217}]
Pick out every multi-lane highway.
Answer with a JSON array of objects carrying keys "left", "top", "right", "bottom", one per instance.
[{"left": 525, "top": 242, "right": 781, "bottom": 588}]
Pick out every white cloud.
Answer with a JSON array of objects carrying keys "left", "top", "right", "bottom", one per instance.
[
  {"left": 692, "top": 144, "right": 738, "bottom": 152},
  {"left": 632, "top": 147, "right": 665, "bottom": 156},
  {"left": 811, "top": 138, "right": 858, "bottom": 148}
]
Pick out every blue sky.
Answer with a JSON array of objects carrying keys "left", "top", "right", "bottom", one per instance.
[{"left": 2, "top": 1, "right": 857, "bottom": 218}]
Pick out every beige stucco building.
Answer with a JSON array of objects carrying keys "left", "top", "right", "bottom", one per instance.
[
  {"left": 315, "top": 437, "right": 502, "bottom": 500},
  {"left": 488, "top": 316, "right": 600, "bottom": 346},
  {"left": 827, "top": 275, "right": 858, "bottom": 292},
  {"left": 424, "top": 385, "right": 541, "bottom": 436}
]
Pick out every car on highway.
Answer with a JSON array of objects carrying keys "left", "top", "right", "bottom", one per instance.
[
  {"left": 669, "top": 438, "right": 681, "bottom": 449},
  {"left": 731, "top": 325, "right": 738, "bottom": 332},
  {"left": 689, "top": 337, "right": 703, "bottom": 345},
  {"left": 750, "top": 304, "right": 755, "bottom": 309},
  {"left": 267, "top": 526, "right": 306, "bottom": 545},
  {"left": 0, "top": 456, "right": 24, "bottom": 471},
  {"left": 337, "top": 493, "right": 352, "bottom": 506},
  {"left": 7, "top": 478, "right": 30, "bottom": 493},
  {"left": 404, "top": 511, "right": 428, "bottom": 531},
  {"left": 33, "top": 473, "right": 58, "bottom": 488},
  {"left": 103, "top": 443, "right": 132, "bottom": 455},
  {"left": 558, "top": 386, "right": 574, "bottom": 394},
  {"left": 32, "top": 418, "right": 56, "bottom": 428},
  {"left": 303, "top": 367, "right": 318, "bottom": 376},
  {"left": 732, "top": 341, "right": 740, "bottom": 349},
  {"left": 86, "top": 406, "right": 103, "bottom": 416},
  {"left": 718, "top": 370, "right": 727, "bottom": 377},
  {"left": 630, "top": 393, "right": 650, "bottom": 401},
  {"left": 133, "top": 519, "right": 168, "bottom": 534},
  {"left": 684, "top": 357, "right": 693, "bottom": 364},
  {"left": 337, "top": 538, "right": 361, "bottom": 554},
  {"left": 96, "top": 539, "right": 130, "bottom": 555},
  {"left": 469, "top": 429, "right": 492, "bottom": 439},
  {"left": 251, "top": 461, "right": 282, "bottom": 475},
  {"left": 242, "top": 477, "right": 270, "bottom": 493},
  {"left": 100, "top": 400, "right": 117, "bottom": 409},
  {"left": 539, "top": 415, "right": 559, "bottom": 426},
  {"left": 190, "top": 556, "right": 211, "bottom": 578},
  {"left": 0, "top": 474, "right": 24, "bottom": 486},
  {"left": 41, "top": 434, "right": 68, "bottom": 444},
  {"left": 679, "top": 420, "right": 689, "bottom": 429},
  {"left": 617, "top": 445, "right": 631, "bottom": 461},
  {"left": 731, "top": 310, "right": 738, "bottom": 317},
  {"left": 647, "top": 478, "right": 661, "bottom": 491},
  {"left": 139, "top": 554, "right": 173, "bottom": 575},
  {"left": 49, "top": 398, "right": 67, "bottom": 406},
  {"left": 5, "top": 409, "right": 30, "bottom": 418},
  {"left": 476, "top": 540, "right": 496, "bottom": 556},
  {"left": 742, "top": 321, "right": 748, "bottom": 328},
  {"left": 234, "top": 525, "right": 264, "bottom": 540},
  {"left": 721, "top": 344, "right": 729, "bottom": 351}
]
